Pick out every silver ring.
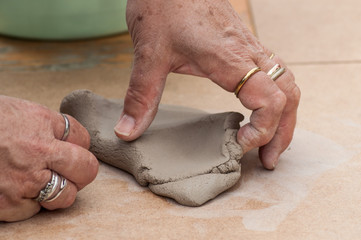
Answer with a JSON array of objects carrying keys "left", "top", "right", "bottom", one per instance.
[
  {"left": 270, "top": 67, "right": 286, "bottom": 81},
  {"left": 34, "top": 171, "right": 67, "bottom": 202},
  {"left": 267, "top": 64, "right": 281, "bottom": 77},
  {"left": 61, "top": 113, "right": 70, "bottom": 141},
  {"left": 267, "top": 64, "right": 286, "bottom": 81},
  {"left": 45, "top": 177, "right": 67, "bottom": 203},
  {"left": 35, "top": 171, "right": 58, "bottom": 202}
]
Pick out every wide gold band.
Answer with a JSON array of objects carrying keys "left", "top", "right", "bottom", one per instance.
[{"left": 234, "top": 67, "right": 261, "bottom": 97}]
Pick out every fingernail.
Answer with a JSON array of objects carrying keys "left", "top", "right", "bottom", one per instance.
[
  {"left": 272, "top": 159, "right": 279, "bottom": 169},
  {"left": 272, "top": 162, "right": 276, "bottom": 169},
  {"left": 114, "top": 114, "right": 135, "bottom": 137}
]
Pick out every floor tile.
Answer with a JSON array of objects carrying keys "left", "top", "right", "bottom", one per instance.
[{"left": 250, "top": 0, "right": 361, "bottom": 63}]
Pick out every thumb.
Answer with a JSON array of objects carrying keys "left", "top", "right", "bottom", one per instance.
[{"left": 114, "top": 52, "right": 169, "bottom": 141}]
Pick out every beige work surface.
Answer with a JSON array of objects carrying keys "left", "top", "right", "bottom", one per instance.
[{"left": 1, "top": 1, "right": 361, "bottom": 239}]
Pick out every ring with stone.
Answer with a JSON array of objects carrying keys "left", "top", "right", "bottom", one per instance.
[
  {"left": 34, "top": 171, "right": 67, "bottom": 202},
  {"left": 61, "top": 113, "right": 70, "bottom": 141},
  {"left": 44, "top": 175, "right": 67, "bottom": 203}
]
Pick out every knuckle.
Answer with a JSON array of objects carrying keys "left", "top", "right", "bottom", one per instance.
[
  {"left": 280, "top": 82, "right": 301, "bottom": 109},
  {"left": 287, "top": 69, "right": 296, "bottom": 81},
  {"left": 288, "top": 85, "right": 301, "bottom": 106},
  {"left": 69, "top": 145, "right": 81, "bottom": 160},
  {"left": 24, "top": 140, "right": 51, "bottom": 161},
  {"left": 125, "top": 87, "right": 155, "bottom": 113},
  {"left": 239, "top": 126, "right": 274, "bottom": 151},
  {"left": 24, "top": 170, "right": 50, "bottom": 197},
  {"left": 271, "top": 90, "right": 287, "bottom": 112},
  {"left": 134, "top": 44, "right": 156, "bottom": 63},
  {"left": 256, "top": 127, "right": 274, "bottom": 146},
  {"left": 33, "top": 103, "right": 51, "bottom": 119},
  {"left": 77, "top": 151, "right": 99, "bottom": 187},
  {"left": 69, "top": 116, "right": 92, "bottom": 149}
]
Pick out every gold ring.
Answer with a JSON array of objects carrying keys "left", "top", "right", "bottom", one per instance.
[
  {"left": 234, "top": 67, "right": 261, "bottom": 97},
  {"left": 269, "top": 53, "right": 275, "bottom": 59}
]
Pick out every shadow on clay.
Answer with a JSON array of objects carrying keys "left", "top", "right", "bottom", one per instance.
[{"left": 60, "top": 90, "right": 245, "bottom": 206}]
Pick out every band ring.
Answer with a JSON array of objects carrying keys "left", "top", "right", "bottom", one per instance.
[
  {"left": 267, "top": 64, "right": 281, "bottom": 76},
  {"left": 234, "top": 67, "right": 261, "bottom": 97},
  {"left": 270, "top": 67, "right": 286, "bottom": 81},
  {"left": 61, "top": 113, "right": 70, "bottom": 141},
  {"left": 34, "top": 171, "right": 57, "bottom": 202},
  {"left": 45, "top": 177, "right": 67, "bottom": 203},
  {"left": 269, "top": 53, "right": 275, "bottom": 59},
  {"left": 267, "top": 64, "right": 286, "bottom": 81},
  {"left": 34, "top": 171, "right": 67, "bottom": 202},
  {"left": 267, "top": 62, "right": 286, "bottom": 81}
]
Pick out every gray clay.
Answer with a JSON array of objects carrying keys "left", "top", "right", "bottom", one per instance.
[{"left": 60, "top": 90, "right": 244, "bottom": 206}]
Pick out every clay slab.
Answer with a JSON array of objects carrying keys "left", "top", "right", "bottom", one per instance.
[{"left": 60, "top": 90, "right": 244, "bottom": 206}]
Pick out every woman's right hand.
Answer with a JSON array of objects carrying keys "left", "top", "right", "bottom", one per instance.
[
  {"left": 0, "top": 95, "right": 99, "bottom": 222},
  {"left": 116, "top": 0, "right": 301, "bottom": 170}
]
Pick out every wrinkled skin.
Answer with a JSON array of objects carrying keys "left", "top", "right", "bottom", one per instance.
[
  {"left": 0, "top": 96, "right": 98, "bottom": 222},
  {"left": 114, "top": 0, "right": 301, "bottom": 169}
]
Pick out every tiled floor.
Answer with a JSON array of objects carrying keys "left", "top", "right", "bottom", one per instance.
[
  {"left": 1, "top": 0, "right": 361, "bottom": 239},
  {"left": 251, "top": 0, "right": 361, "bottom": 63}
]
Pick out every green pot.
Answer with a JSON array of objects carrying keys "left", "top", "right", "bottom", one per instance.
[{"left": 0, "top": 0, "right": 128, "bottom": 40}]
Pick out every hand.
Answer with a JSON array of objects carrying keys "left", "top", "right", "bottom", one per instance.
[
  {"left": 114, "top": 0, "right": 301, "bottom": 169},
  {"left": 0, "top": 96, "right": 99, "bottom": 222}
]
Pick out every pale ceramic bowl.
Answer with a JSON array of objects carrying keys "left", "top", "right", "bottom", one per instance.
[{"left": 0, "top": 0, "right": 128, "bottom": 40}]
